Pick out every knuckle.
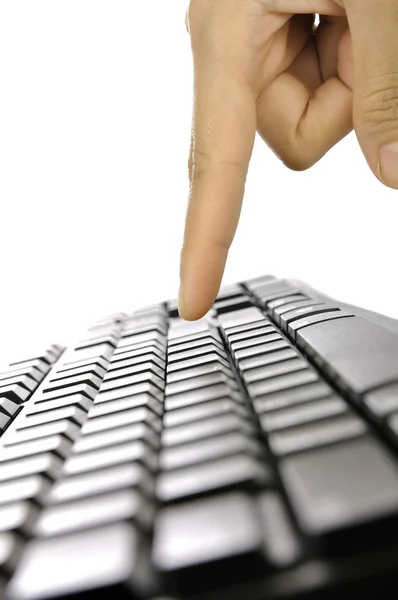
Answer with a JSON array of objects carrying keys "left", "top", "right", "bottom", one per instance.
[{"left": 362, "top": 73, "right": 398, "bottom": 131}]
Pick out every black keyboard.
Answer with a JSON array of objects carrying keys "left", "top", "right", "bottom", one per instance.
[{"left": 2, "top": 274, "right": 398, "bottom": 600}]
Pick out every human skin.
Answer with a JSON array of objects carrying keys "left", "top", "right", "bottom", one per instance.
[{"left": 178, "top": 0, "right": 398, "bottom": 321}]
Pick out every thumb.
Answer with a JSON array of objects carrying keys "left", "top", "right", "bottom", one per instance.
[{"left": 344, "top": 0, "right": 398, "bottom": 189}]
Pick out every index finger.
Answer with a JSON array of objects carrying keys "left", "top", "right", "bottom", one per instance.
[{"left": 178, "top": 31, "right": 257, "bottom": 320}]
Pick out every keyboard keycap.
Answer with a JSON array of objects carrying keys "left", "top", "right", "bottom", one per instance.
[
  {"left": 0, "top": 412, "right": 12, "bottom": 434},
  {"left": 167, "top": 353, "right": 230, "bottom": 374},
  {"left": 162, "top": 413, "right": 252, "bottom": 447},
  {"left": 165, "top": 383, "right": 237, "bottom": 411},
  {"left": 75, "top": 422, "right": 159, "bottom": 453},
  {"left": 42, "top": 373, "right": 102, "bottom": 393},
  {"left": 8, "top": 523, "right": 154, "bottom": 600},
  {"left": 160, "top": 432, "right": 260, "bottom": 471},
  {"left": 153, "top": 492, "right": 268, "bottom": 589},
  {"left": 248, "top": 369, "right": 319, "bottom": 397},
  {"left": 258, "top": 492, "right": 301, "bottom": 567},
  {"left": 0, "top": 385, "right": 29, "bottom": 404},
  {"left": 260, "top": 396, "right": 347, "bottom": 433},
  {"left": 48, "top": 463, "right": 154, "bottom": 503},
  {"left": 296, "top": 316, "right": 398, "bottom": 395},
  {"left": 163, "top": 398, "right": 248, "bottom": 428},
  {"left": 157, "top": 455, "right": 271, "bottom": 503},
  {"left": 0, "top": 476, "right": 50, "bottom": 506},
  {"left": 64, "top": 441, "right": 156, "bottom": 476},
  {"left": 234, "top": 340, "right": 289, "bottom": 361},
  {"left": 18, "top": 406, "right": 87, "bottom": 429},
  {"left": 238, "top": 348, "right": 297, "bottom": 371},
  {"left": 36, "top": 384, "right": 97, "bottom": 402},
  {"left": 0, "top": 376, "right": 36, "bottom": 393},
  {"left": 365, "top": 383, "right": 398, "bottom": 416},
  {"left": 89, "top": 394, "right": 162, "bottom": 418},
  {"left": 35, "top": 490, "right": 153, "bottom": 537},
  {"left": 0, "top": 533, "right": 21, "bottom": 577},
  {"left": 253, "top": 381, "right": 333, "bottom": 413},
  {"left": 95, "top": 382, "right": 163, "bottom": 404},
  {"left": 0, "top": 502, "right": 37, "bottom": 535},
  {"left": 26, "top": 394, "right": 92, "bottom": 415},
  {"left": 0, "top": 454, "right": 61, "bottom": 483},
  {"left": 103, "top": 362, "right": 164, "bottom": 382},
  {"left": 0, "top": 436, "right": 71, "bottom": 463},
  {"left": 281, "top": 436, "right": 398, "bottom": 544},
  {"left": 165, "top": 372, "right": 235, "bottom": 396},
  {"left": 81, "top": 407, "right": 161, "bottom": 435},
  {"left": 5, "top": 421, "right": 79, "bottom": 445},
  {"left": 242, "top": 358, "right": 308, "bottom": 384},
  {"left": 268, "top": 413, "right": 367, "bottom": 456}
]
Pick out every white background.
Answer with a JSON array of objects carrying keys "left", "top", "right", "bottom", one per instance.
[{"left": 0, "top": 0, "right": 397, "bottom": 364}]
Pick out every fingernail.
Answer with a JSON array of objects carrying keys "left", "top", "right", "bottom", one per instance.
[
  {"left": 379, "top": 142, "right": 398, "bottom": 189},
  {"left": 178, "top": 283, "right": 185, "bottom": 318}
]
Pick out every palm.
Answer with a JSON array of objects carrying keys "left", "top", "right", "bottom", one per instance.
[{"left": 242, "top": 1, "right": 353, "bottom": 168}]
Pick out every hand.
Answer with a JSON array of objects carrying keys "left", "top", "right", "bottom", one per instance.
[{"left": 178, "top": 0, "right": 398, "bottom": 321}]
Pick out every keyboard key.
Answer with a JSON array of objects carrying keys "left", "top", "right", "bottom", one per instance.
[
  {"left": 36, "top": 384, "right": 97, "bottom": 402},
  {"left": 89, "top": 394, "right": 162, "bottom": 418},
  {"left": 268, "top": 414, "right": 367, "bottom": 456},
  {"left": 0, "top": 436, "right": 71, "bottom": 463},
  {"left": 260, "top": 396, "right": 347, "bottom": 433},
  {"left": 49, "top": 364, "right": 106, "bottom": 382},
  {"left": 214, "top": 297, "right": 253, "bottom": 315},
  {"left": 242, "top": 358, "right": 308, "bottom": 384},
  {"left": 253, "top": 381, "right": 334, "bottom": 413},
  {"left": 8, "top": 523, "right": 154, "bottom": 600},
  {"left": 238, "top": 348, "right": 298, "bottom": 371},
  {"left": 5, "top": 421, "right": 79, "bottom": 445},
  {"left": 0, "top": 367, "right": 43, "bottom": 383},
  {"left": 49, "top": 463, "right": 154, "bottom": 503},
  {"left": 165, "top": 372, "right": 235, "bottom": 396},
  {"left": 64, "top": 440, "right": 157, "bottom": 476},
  {"left": 288, "top": 312, "right": 354, "bottom": 339},
  {"left": 1, "top": 396, "right": 24, "bottom": 418},
  {"left": 165, "top": 384, "right": 236, "bottom": 411},
  {"left": 81, "top": 407, "right": 161, "bottom": 435},
  {"left": 112, "top": 344, "right": 166, "bottom": 362},
  {"left": 75, "top": 422, "right": 159, "bottom": 454},
  {"left": 18, "top": 406, "right": 87, "bottom": 429},
  {"left": 0, "top": 533, "right": 22, "bottom": 577},
  {"left": 234, "top": 340, "right": 289, "bottom": 361},
  {"left": 162, "top": 413, "right": 253, "bottom": 447},
  {"left": 107, "top": 354, "right": 165, "bottom": 372},
  {"left": 258, "top": 492, "right": 301, "bottom": 567},
  {"left": 0, "top": 412, "right": 12, "bottom": 434},
  {"left": 167, "top": 353, "right": 230, "bottom": 374},
  {"left": 168, "top": 336, "right": 223, "bottom": 355},
  {"left": 231, "top": 333, "right": 282, "bottom": 352},
  {"left": 103, "top": 362, "right": 164, "bottom": 382},
  {"left": 166, "top": 361, "right": 232, "bottom": 384},
  {"left": 0, "top": 376, "right": 36, "bottom": 392},
  {"left": 225, "top": 321, "right": 271, "bottom": 337},
  {"left": 100, "top": 372, "right": 164, "bottom": 393},
  {"left": 0, "top": 502, "right": 37, "bottom": 535},
  {"left": 365, "top": 383, "right": 398, "bottom": 417},
  {"left": 6, "top": 359, "right": 49, "bottom": 375},
  {"left": 248, "top": 370, "right": 319, "bottom": 397},
  {"left": 168, "top": 345, "right": 226, "bottom": 364},
  {"left": 217, "top": 307, "right": 265, "bottom": 329},
  {"left": 26, "top": 395, "right": 92, "bottom": 415},
  {"left": 35, "top": 490, "right": 153, "bottom": 537},
  {"left": 0, "top": 454, "right": 61, "bottom": 483},
  {"left": 227, "top": 325, "right": 276, "bottom": 344},
  {"left": 59, "top": 356, "right": 109, "bottom": 372},
  {"left": 157, "top": 455, "right": 271, "bottom": 503},
  {"left": 296, "top": 316, "right": 398, "bottom": 395},
  {"left": 153, "top": 492, "right": 268, "bottom": 589},
  {"left": 0, "top": 476, "right": 50, "bottom": 506},
  {"left": 0, "top": 384, "right": 29, "bottom": 404},
  {"left": 279, "top": 304, "right": 339, "bottom": 331},
  {"left": 160, "top": 432, "right": 260, "bottom": 471},
  {"left": 268, "top": 294, "right": 309, "bottom": 311},
  {"left": 95, "top": 381, "right": 163, "bottom": 404},
  {"left": 281, "top": 436, "right": 398, "bottom": 544},
  {"left": 42, "top": 373, "right": 102, "bottom": 393},
  {"left": 163, "top": 398, "right": 248, "bottom": 428}
]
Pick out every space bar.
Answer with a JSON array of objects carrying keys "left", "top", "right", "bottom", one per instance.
[{"left": 295, "top": 316, "right": 398, "bottom": 395}]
